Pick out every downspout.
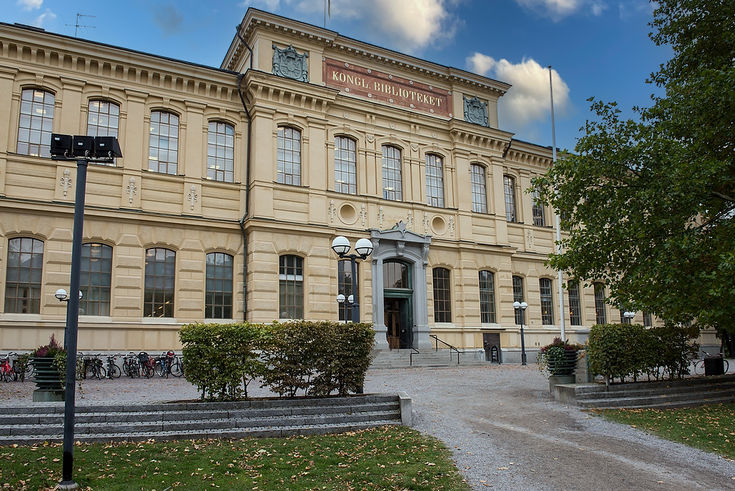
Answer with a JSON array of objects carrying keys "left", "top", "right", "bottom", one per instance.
[{"left": 236, "top": 24, "right": 253, "bottom": 322}]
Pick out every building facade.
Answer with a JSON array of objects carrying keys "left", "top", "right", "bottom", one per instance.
[{"left": 0, "top": 9, "right": 660, "bottom": 359}]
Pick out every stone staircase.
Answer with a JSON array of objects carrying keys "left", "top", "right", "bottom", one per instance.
[
  {"left": 553, "top": 374, "right": 735, "bottom": 409},
  {"left": 0, "top": 393, "right": 409, "bottom": 446},
  {"left": 370, "top": 348, "right": 491, "bottom": 369}
]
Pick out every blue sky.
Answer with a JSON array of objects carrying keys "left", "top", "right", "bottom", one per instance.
[{"left": 4, "top": 0, "right": 668, "bottom": 151}]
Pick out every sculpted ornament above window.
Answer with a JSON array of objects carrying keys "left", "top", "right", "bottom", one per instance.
[
  {"left": 463, "top": 95, "right": 489, "bottom": 127},
  {"left": 272, "top": 44, "right": 309, "bottom": 82}
]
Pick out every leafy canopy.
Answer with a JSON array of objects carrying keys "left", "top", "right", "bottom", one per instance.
[{"left": 532, "top": 0, "right": 735, "bottom": 331}]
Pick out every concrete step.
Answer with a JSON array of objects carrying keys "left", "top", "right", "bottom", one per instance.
[
  {"left": 577, "top": 388, "right": 735, "bottom": 409},
  {"left": 371, "top": 349, "right": 493, "bottom": 369},
  {"left": 573, "top": 380, "right": 735, "bottom": 400}
]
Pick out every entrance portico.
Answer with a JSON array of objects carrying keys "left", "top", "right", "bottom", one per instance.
[{"left": 370, "top": 222, "right": 432, "bottom": 351}]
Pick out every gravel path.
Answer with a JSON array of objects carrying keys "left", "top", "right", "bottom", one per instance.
[{"left": 2, "top": 365, "right": 734, "bottom": 490}]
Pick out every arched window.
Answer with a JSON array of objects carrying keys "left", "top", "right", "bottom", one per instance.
[
  {"left": 207, "top": 121, "right": 234, "bottom": 183},
  {"left": 503, "top": 175, "right": 517, "bottom": 222},
  {"left": 425, "top": 154, "right": 444, "bottom": 207},
  {"left": 4, "top": 237, "right": 44, "bottom": 313},
  {"left": 149, "top": 111, "right": 179, "bottom": 175},
  {"left": 279, "top": 255, "right": 303, "bottom": 318},
  {"left": 17, "top": 88, "right": 54, "bottom": 157},
  {"left": 567, "top": 281, "right": 582, "bottom": 325},
  {"left": 205, "top": 252, "right": 233, "bottom": 318},
  {"left": 144, "top": 247, "right": 175, "bottom": 317},
  {"left": 338, "top": 259, "right": 358, "bottom": 321},
  {"left": 531, "top": 189, "right": 545, "bottom": 226},
  {"left": 539, "top": 278, "right": 554, "bottom": 325},
  {"left": 432, "top": 267, "right": 451, "bottom": 322},
  {"left": 277, "top": 126, "right": 301, "bottom": 185},
  {"left": 479, "top": 270, "right": 496, "bottom": 323},
  {"left": 594, "top": 283, "right": 607, "bottom": 324},
  {"left": 80, "top": 243, "right": 112, "bottom": 316},
  {"left": 382, "top": 145, "right": 402, "bottom": 201},
  {"left": 512, "top": 275, "right": 524, "bottom": 325},
  {"left": 87, "top": 100, "right": 120, "bottom": 166},
  {"left": 334, "top": 136, "right": 356, "bottom": 194},
  {"left": 470, "top": 164, "right": 487, "bottom": 213}
]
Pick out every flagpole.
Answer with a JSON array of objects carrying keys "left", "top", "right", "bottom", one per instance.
[{"left": 549, "top": 65, "right": 566, "bottom": 342}]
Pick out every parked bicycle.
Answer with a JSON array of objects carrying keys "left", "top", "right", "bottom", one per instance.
[
  {"left": 154, "top": 350, "right": 184, "bottom": 378},
  {"left": 138, "top": 352, "right": 155, "bottom": 378},
  {"left": 0, "top": 353, "right": 15, "bottom": 382},
  {"left": 693, "top": 351, "right": 730, "bottom": 375},
  {"left": 123, "top": 352, "right": 140, "bottom": 378},
  {"left": 106, "top": 354, "right": 122, "bottom": 379},
  {"left": 83, "top": 353, "right": 106, "bottom": 380}
]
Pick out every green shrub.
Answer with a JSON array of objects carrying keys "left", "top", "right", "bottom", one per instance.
[{"left": 180, "top": 321, "right": 374, "bottom": 401}]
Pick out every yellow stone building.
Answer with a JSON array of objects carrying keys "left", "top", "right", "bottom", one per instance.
[{"left": 0, "top": 9, "right": 649, "bottom": 361}]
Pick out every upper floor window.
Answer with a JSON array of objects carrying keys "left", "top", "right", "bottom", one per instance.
[
  {"left": 334, "top": 136, "right": 357, "bottom": 194},
  {"left": 432, "top": 267, "right": 451, "bottom": 323},
  {"left": 594, "top": 283, "right": 607, "bottom": 324},
  {"left": 338, "top": 259, "right": 358, "bottom": 321},
  {"left": 382, "top": 145, "right": 402, "bottom": 201},
  {"left": 470, "top": 164, "right": 487, "bottom": 213},
  {"left": 567, "top": 281, "right": 582, "bottom": 325},
  {"left": 87, "top": 100, "right": 120, "bottom": 166},
  {"left": 149, "top": 111, "right": 179, "bottom": 175},
  {"left": 425, "top": 154, "right": 444, "bottom": 207},
  {"left": 531, "top": 189, "right": 545, "bottom": 227},
  {"left": 17, "top": 88, "right": 54, "bottom": 158},
  {"left": 479, "top": 270, "right": 496, "bottom": 323},
  {"left": 4, "top": 237, "right": 43, "bottom": 314},
  {"left": 279, "top": 255, "right": 303, "bottom": 319},
  {"left": 540, "top": 278, "right": 554, "bottom": 325},
  {"left": 80, "top": 243, "right": 112, "bottom": 316},
  {"left": 512, "top": 275, "right": 525, "bottom": 325},
  {"left": 207, "top": 121, "right": 235, "bottom": 183},
  {"left": 503, "top": 175, "right": 517, "bottom": 222},
  {"left": 277, "top": 126, "right": 301, "bottom": 186},
  {"left": 144, "top": 247, "right": 175, "bottom": 317},
  {"left": 205, "top": 252, "right": 233, "bottom": 319}
]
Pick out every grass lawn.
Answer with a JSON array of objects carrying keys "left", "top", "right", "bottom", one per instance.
[
  {"left": 598, "top": 402, "right": 735, "bottom": 460},
  {"left": 0, "top": 426, "right": 470, "bottom": 490}
]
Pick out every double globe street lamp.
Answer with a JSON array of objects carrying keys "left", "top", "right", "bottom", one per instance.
[
  {"left": 331, "top": 236, "right": 373, "bottom": 322},
  {"left": 513, "top": 301, "right": 528, "bottom": 365}
]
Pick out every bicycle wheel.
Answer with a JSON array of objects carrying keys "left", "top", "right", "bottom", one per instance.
[
  {"left": 1, "top": 370, "right": 11, "bottom": 383},
  {"left": 154, "top": 362, "right": 164, "bottom": 378},
  {"left": 143, "top": 365, "right": 154, "bottom": 378},
  {"left": 109, "top": 364, "right": 121, "bottom": 379},
  {"left": 693, "top": 360, "right": 705, "bottom": 375},
  {"left": 725, "top": 359, "right": 730, "bottom": 373},
  {"left": 170, "top": 360, "right": 183, "bottom": 377},
  {"left": 97, "top": 366, "right": 107, "bottom": 379}
]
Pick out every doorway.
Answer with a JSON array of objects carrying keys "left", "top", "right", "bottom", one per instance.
[{"left": 384, "top": 297, "right": 413, "bottom": 349}]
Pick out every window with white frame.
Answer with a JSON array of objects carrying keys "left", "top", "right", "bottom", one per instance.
[
  {"left": 277, "top": 126, "right": 301, "bottom": 186},
  {"left": 334, "top": 136, "right": 357, "bottom": 194},
  {"left": 425, "top": 154, "right": 444, "bottom": 207},
  {"left": 470, "top": 164, "right": 487, "bottom": 213},
  {"left": 17, "top": 88, "right": 54, "bottom": 158},
  {"left": 540, "top": 278, "right": 554, "bottom": 325},
  {"left": 382, "top": 145, "right": 402, "bottom": 201},
  {"left": 207, "top": 121, "right": 235, "bottom": 183},
  {"left": 149, "top": 111, "right": 179, "bottom": 175},
  {"left": 504, "top": 175, "right": 517, "bottom": 222}
]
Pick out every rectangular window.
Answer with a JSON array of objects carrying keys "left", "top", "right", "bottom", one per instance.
[
  {"left": 512, "top": 275, "right": 524, "bottom": 325},
  {"left": 643, "top": 311, "right": 652, "bottom": 327},
  {"left": 205, "top": 252, "right": 233, "bottom": 319},
  {"left": 567, "top": 281, "right": 581, "bottom": 325},
  {"left": 531, "top": 189, "right": 545, "bottom": 227},
  {"left": 87, "top": 100, "right": 120, "bottom": 166},
  {"left": 479, "top": 270, "right": 496, "bottom": 323},
  {"left": 382, "top": 145, "right": 402, "bottom": 201},
  {"left": 504, "top": 175, "right": 517, "bottom": 222},
  {"left": 470, "top": 164, "right": 487, "bottom": 213},
  {"left": 277, "top": 127, "right": 301, "bottom": 185},
  {"left": 540, "top": 278, "right": 554, "bottom": 325},
  {"left": 17, "top": 88, "right": 54, "bottom": 158},
  {"left": 279, "top": 255, "right": 303, "bottom": 319},
  {"left": 425, "top": 154, "right": 444, "bottom": 207},
  {"left": 338, "top": 259, "right": 358, "bottom": 321},
  {"left": 594, "top": 283, "right": 607, "bottom": 324},
  {"left": 4, "top": 237, "right": 44, "bottom": 313},
  {"left": 207, "top": 122, "right": 235, "bottom": 183},
  {"left": 144, "top": 248, "right": 175, "bottom": 317},
  {"left": 80, "top": 243, "right": 112, "bottom": 316},
  {"left": 149, "top": 111, "right": 179, "bottom": 175},
  {"left": 432, "top": 268, "right": 451, "bottom": 322},
  {"left": 334, "top": 136, "right": 357, "bottom": 194}
]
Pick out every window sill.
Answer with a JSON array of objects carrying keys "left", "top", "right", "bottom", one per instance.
[{"left": 141, "top": 317, "right": 178, "bottom": 324}]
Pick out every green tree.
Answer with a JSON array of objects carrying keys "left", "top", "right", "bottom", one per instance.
[{"left": 533, "top": 0, "right": 735, "bottom": 332}]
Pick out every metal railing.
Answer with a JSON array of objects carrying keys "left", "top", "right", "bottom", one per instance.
[{"left": 430, "top": 335, "right": 461, "bottom": 365}]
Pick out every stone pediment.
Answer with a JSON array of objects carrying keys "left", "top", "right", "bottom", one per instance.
[{"left": 370, "top": 220, "right": 431, "bottom": 245}]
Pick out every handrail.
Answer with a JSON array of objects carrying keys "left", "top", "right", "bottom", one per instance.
[
  {"left": 429, "top": 335, "right": 461, "bottom": 365},
  {"left": 408, "top": 346, "right": 420, "bottom": 367}
]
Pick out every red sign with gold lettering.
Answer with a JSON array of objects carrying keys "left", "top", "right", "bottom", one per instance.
[{"left": 323, "top": 58, "right": 451, "bottom": 118}]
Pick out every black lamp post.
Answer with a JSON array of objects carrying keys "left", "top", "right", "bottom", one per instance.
[
  {"left": 51, "top": 133, "right": 121, "bottom": 490},
  {"left": 513, "top": 300, "right": 528, "bottom": 365},
  {"left": 331, "top": 236, "right": 373, "bottom": 322}
]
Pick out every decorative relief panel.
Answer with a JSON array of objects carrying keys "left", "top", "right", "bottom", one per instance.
[
  {"left": 272, "top": 44, "right": 309, "bottom": 82},
  {"left": 463, "top": 95, "right": 488, "bottom": 127}
]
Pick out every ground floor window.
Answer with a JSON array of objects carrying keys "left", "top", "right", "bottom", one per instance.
[
  {"left": 4, "top": 237, "right": 43, "bottom": 314},
  {"left": 338, "top": 259, "right": 357, "bottom": 321},
  {"left": 80, "top": 243, "right": 112, "bottom": 316},
  {"left": 279, "top": 255, "right": 303, "bottom": 319},
  {"left": 432, "top": 267, "right": 451, "bottom": 322},
  {"left": 144, "top": 247, "right": 175, "bottom": 317},
  {"left": 512, "top": 275, "right": 525, "bottom": 325},
  {"left": 479, "top": 270, "right": 496, "bottom": 323},
  {"left": 205, "top": 252, "right": 233, "bottom": 319}
]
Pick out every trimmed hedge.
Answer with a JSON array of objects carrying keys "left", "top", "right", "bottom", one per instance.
[
  {"left": 587, "top": 323, "right": 699, "bottom": 385},
  {"left": 180, "top": 321, "right": 374, "bottom": 401}
]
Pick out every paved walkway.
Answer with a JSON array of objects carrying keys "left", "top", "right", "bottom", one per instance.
[{"left": 2, "top": 365, "right": 734, "bottom": 490}]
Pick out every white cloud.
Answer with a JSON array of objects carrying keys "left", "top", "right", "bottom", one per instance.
[
  {"left": 514, "top": 0, "right": 606, "bottom": 21},
  {"left": 17, "top": 0, "right": 42, "bottom": 11},
  {"left": 33, "top": 9, "right": 56, "bottom": 28},
  {"left": 467, "top": 53, "right": 571, "bottom": 129},
  {"left": 239, "top": 0, "right": 282, "bottom": 11}
]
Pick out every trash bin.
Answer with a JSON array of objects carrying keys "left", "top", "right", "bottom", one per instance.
[{"left": 704, "top": 354, "right": 725, "bottom": 376}]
